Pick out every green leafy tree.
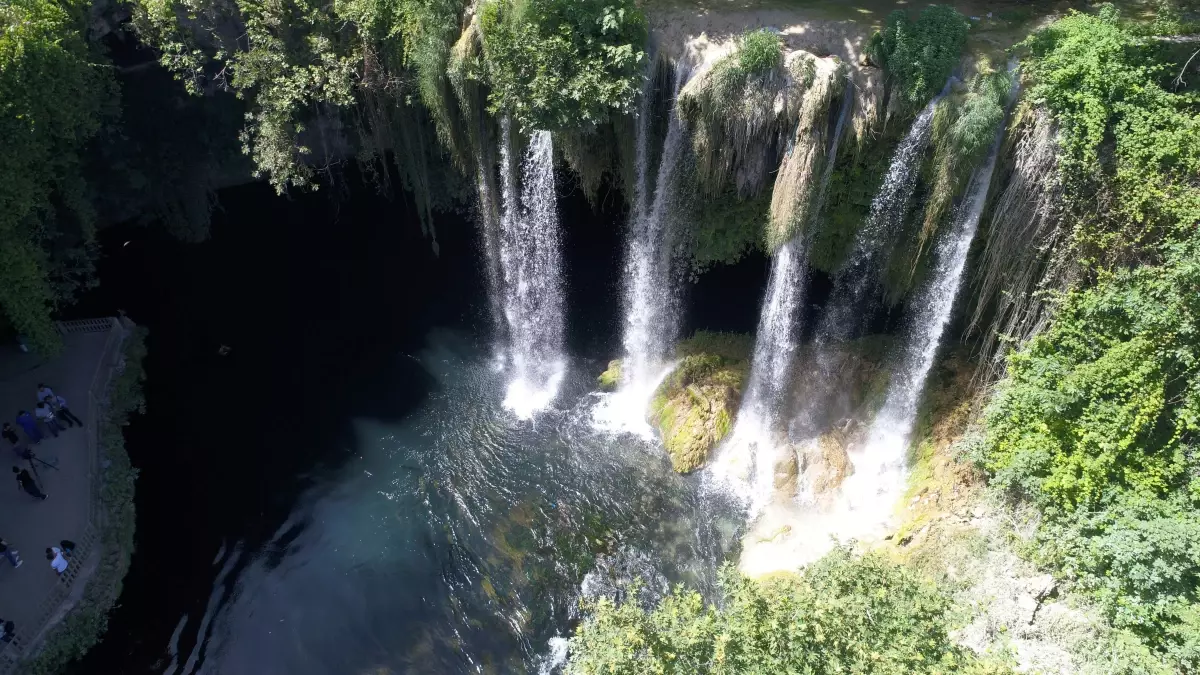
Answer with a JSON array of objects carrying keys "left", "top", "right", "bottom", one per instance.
[
  {"left": 0, "top": 0, "right": 114, "bottom": 352},
  {"left": 478, "top": 0, "right": 647, "bottom": 132},
  {"left": 568, "top": 547, "right": 990, "bottom": 674},
  {"left": 129, "top": 0, "right": 469, "bottom": 191}
]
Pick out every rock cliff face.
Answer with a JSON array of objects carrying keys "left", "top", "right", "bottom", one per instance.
[{"left": 648, "top": 332, "right": 752, "bottom": 474}]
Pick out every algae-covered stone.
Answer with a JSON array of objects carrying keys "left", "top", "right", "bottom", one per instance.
[
  {"left": 650, "top": 332, "right": 752, "bottom": 474},
  {"left": 597, "top": 359, "right": 622, "bottom": 391}
]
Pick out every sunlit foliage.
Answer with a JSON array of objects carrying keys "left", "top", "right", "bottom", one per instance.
[{"left": 0, "top": 0, "right": 114, "bottom": 351}]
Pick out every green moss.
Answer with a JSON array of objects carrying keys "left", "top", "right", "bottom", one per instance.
[
  {"left": 810, "top": 131, "right": 900, "bottom": 275},
  {"left": 597, "top": 359, "right": 622, "bottom": 391},
  {"left": 649, "top": 332, "right": 751, "bottom": 473}
]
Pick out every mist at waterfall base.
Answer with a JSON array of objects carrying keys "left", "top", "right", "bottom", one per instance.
[{"left": 67, "top": 169, "right": 761, "bottom": 674}]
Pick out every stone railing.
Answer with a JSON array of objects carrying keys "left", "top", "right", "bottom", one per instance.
[{"left": 0, "top": 317, "right": 130, "bottom": 672}]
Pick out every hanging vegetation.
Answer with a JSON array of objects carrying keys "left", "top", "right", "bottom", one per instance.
[
  {"left": 766, "top": 57, "right": 845, "bottom": 252},
  {"left": 919, "top": 66, "right": 1011, "bottom": 253},
  {"left": 677, "top": 29, "right": 801, "bottom": 198},
  {"left": 128, "top": 0, "right": 470, "bottom": 194},
  {"left": 979, "top": 9, "right": 1200, "bottom": 670}
]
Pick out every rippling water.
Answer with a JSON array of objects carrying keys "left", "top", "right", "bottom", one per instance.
[{"left": 167, "top": 330, "right": 741, "bottom": 674}]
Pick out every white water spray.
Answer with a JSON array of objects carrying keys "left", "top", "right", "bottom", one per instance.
[
  {"left": 620, "top": 64, "right": 689, "bottom": 393},
  {"left": 709, "top": 76, "right": 853, "bottom": 514},
  {"left": 497, "top": 123, "right": 567, "bottom": 418}
]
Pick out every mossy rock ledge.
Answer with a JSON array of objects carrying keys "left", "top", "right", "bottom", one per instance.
[
  {"left": 597, "top": 359, "right": 622, "bottom": 391},
  {"left": 650, "top": 332, "right": 753, "bottom": 474}
]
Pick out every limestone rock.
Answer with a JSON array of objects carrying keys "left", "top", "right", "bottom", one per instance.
[
  {"left": 653, "top": 380, "right": 739, "bottom": 474},
  {"left": 799, "top": 425, "right": 854, "bottom": 497},
  {"left": 773, "top": 450, "right": 799, "bottom": 494}
]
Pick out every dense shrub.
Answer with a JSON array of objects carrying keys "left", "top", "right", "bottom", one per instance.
[
  {"left": 1018, "top": 10, "right": 1200, "bottom": 257},
  {"left": 983, "top": 247, "right": 1200, "bottom": 665},
  {"left": 730, "top": 28, "right": 782, "bottom": 79},
  {"left": 981, "top": 13, "right": 1200, "bottom": 668},
  {"left": 568, "top": 546, "right": 987, "bottom": 674},
  {"left": 478, "top": 0, "right": 647, "bottom": 132},
  {"left": 685, "top": 188, "right": 769, "bottom": 275},
  {"left": 869, "top": 5, "right": 969, "bottom": 109}
]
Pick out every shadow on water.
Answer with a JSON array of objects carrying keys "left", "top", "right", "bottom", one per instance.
[{"left": 68, "top": 172, "right": 481, "bottom": 672}]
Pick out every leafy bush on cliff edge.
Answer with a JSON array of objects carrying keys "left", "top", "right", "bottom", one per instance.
[
  {"left": 568, "top": 546, "right": 995, "bottom": 674},
  {"left": 981, "top": 10, "right": 1200, "bottom": 671},
  {"left": 869, "top": 5, "right": 969, "bottom": 110},
  {"left": 479, "top": 0, "right": 647, "bottom": 132}
]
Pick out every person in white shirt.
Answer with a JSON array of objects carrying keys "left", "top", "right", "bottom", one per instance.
[
  {"left": 46, "top": 546, "right": 68, "bottom": 575},
  {"left": 33, "top": 403, "right": 61, "bottom": 438},
  {"left": 36, "top": 384, "right": 55, "bottom": 403},
  {"left": 46, "top": 395, "right": 82, "bottom": 428}
]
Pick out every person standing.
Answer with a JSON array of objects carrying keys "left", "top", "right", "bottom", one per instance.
[
  {"left": 2, "top": 423, "right": 20, "bottom": 451},
  {"left": 36, "top": 384, "right": 54, "bottom": 403},
  {"left": 46, "top": 546, "right": 68, "bottom": 575},
  {"left": 0, "top": 538, "right": 21, "bottom": 568},
  {"left": 15, "top": 411, "right": 41, "bottom": 444},
  {"left": 47, "top": 395, "right": 82, "bottom": 428},
  {"left": 13, "top": 466, "right": 46, "bottom": 500},
  {"left": 34, "top": 403, "right": 61, "bottom": 438}
]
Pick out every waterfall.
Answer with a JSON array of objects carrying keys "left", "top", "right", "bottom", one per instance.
[
  {"left": 708, "top": 72, "right": 853, "bottom": 514},
  {"left": 820, "top": 91, "right": 943, "bottom": 342},
  {"left": 475, "top": 150, "right": 507, "bottom": 366},
  {"left": 616, "top": 64, "right": 690, "bottom": 404},
  {"left": 497, "top": 122, "right": 567, "bottom": 419},
  {"left": 789, "top": 90, "right": 946, "bottom": 439},
  {"left": 837, "top": 121, "right": 1007, "bottom": 526}
]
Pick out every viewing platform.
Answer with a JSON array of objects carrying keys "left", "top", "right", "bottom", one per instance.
[{"left": 0, "top": 318, "right": 133, "bottom": 673}]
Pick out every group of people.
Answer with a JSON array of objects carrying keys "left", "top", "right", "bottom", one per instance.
[
  {"left": 0, "top": 384, "right": 85, "bottom": 644},
  {"left": 3, "top": 384, "right": 82, "bottom": 448},
  {"left": 2, "top": 384, "right": 81, "bottom": 501},
  {"left": 0, "top": 537, "right": 76, "bottom": 572}
]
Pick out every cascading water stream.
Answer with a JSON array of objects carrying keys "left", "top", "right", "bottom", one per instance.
[
  {"left": 820, "top": 89, "right": 945, "bottom": 341},
  {"left": 709, "top": 236, "right": 809, "bottom": 515},
  {"left": 594, "top": 63, "right": 691, "bottom": 436},
  {"left": 475, "top": 150, "right": 507, "bottom": 367},
  {"left": 497, "top": 123, "right": 567, "bottom": 419},
  {"left": 836, "top": 114, "right": 1009, "bottom": 527},
  {"left": 619, "top": 63, "right": 690, "bottom": 395}
]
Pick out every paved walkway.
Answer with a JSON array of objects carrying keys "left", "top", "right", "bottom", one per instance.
[{"left": 0, "top": 322, "right": 123, "bottom": 657}]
